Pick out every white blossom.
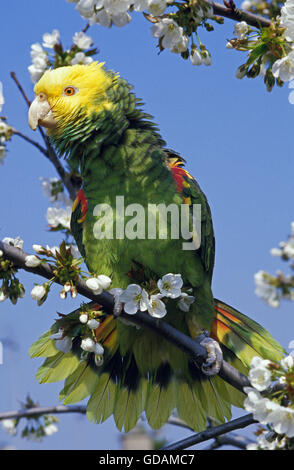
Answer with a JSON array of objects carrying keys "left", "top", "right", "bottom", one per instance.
[
  {"left": 120, "top": 284, "right": 149, "bottom": 314},
  {"left": 86, "top": 274, "right": 112, "bottom": 294},
  {"left": 146, "top": 0, "right": 168, "bottom": 16},
  {"left": 234, "top": 21, "right": 249, "bottom": 39},
  {"left": 202, "top": 51, "right": 212, "bottom": 66},
  {"left": 103, "top": 0, "right": 132, "bottom": 15},
  {"left": 157, "top": 273, "right": 183, "bottom": 299},
  {"left": 190, "top": 49, "right": 202, "bottom": 66},
  {"left": 25, "top": 255, "right": 41, "bottom": 268},
  {"left": 281, "top": 354, "right": 294, "bottom": 370},
  {"left": 87, "top": 318, "right": 100, "bottom": 329},
  {"left": 28, "top": 43, "right": 48, "bottom": 83},
  {"left": 79, "top": 313, "right": 88, "bottom": 324},
  {"left": 272, "top": 51, "right": 294, "bottom": 82},
  {"left": 280, "top": 0, "right": 294, "bottom": 42},
  {"left": 267, "top": 403, "right": 294, "bottom": 437},
  {"left": 254, "top": 270, "right": 279, "bottom": 308},
  {"left": 0, "top": 82, "right": 4, "bottom": 112},
  {"left": 0, "top": 289, "right": 7, "bottom": 302},
  {"left": 178, "top": 293, "right": 195, "bottom": 312},
  {"left": 81, "top": 337, "right": 104, "bottom": 356},
  {"left": 248, "top": 356, "right": 272, "bottom": 391},
  {"left": 31, "top": 284, "right": 46, "bottom": 302},
  {"left": 147, "top": 294, "right": 167, "bottom": 318},
  {"left": 270, "top": 247, "right": 283, "bottom": 257},
  {"left": 151, "top": 18, "right": 188, "bottom": 52},
  {"left": 73, "top": 31, "right": 93, "bottom": 49},
  {"left": 42, "top": 29, "right": 60, "bottom": 49},
  {"left": 76, "top": 0, "right": 97, "bottom": 18},
  {"left": 46, "top": 206, "right": 72, "bottom": 230},
  {"left": 244, "top": 387, "right": 272, "bottom": 423},
  {"left": 44, "top": 424, "right": 58, "bottom": 436},
  {"left": 94, "top": 342, "right": 104, "bottom": 355},
  {"left": 81, "top": 337, "right": 96, "bottom": 352},
  {"left": 71, "top": 51, "right": 94, "bottom": 65},
  {"left": 2, "top": 236, "right": 24, "bottom": 250},
  {"left": 2, "top": 419, "right": 17, "bottom": 436},
  {"left": 55, "top": 336, "right": 72, "bottom": 353}
]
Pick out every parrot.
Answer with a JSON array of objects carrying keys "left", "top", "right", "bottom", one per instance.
[{"left": 28, "top": 62, "right": 284, "bottom": 433}]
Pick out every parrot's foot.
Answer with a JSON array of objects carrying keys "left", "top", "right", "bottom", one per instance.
[
  {"left": 199, "top": 336, "right": 223, "bottom": 376},
  {"left": 109, "top": 288, "right": 123, "bottom": 317}
]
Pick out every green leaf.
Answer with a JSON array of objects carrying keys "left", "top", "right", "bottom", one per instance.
[
  {"left": 36, "top": 351, "right": 80, "bottom": 384},
  {"left": 59, "top": 361, "right": 100, "bottom": 404},
  {"left": 29, "top": 331, "right": 58, "bottom": 358},
  {"left": 247, "top": 43, "right": 268, "bottom": 66}
]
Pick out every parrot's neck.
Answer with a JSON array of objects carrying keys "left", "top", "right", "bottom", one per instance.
[
  {"left": 78, "top": 110, "right": 167, "bottom": 205},
  {"left": 84, "top": 130, "right": 163, "bottom": 201}
]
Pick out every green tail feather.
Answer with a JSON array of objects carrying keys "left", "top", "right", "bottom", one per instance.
[{"left": 30, "top": 298, "right": 285, "bottom": 433}]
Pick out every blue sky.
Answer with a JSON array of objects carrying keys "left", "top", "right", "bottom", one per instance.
[{"left": 0, "top": 0, "right": 293, "bottom": 450}]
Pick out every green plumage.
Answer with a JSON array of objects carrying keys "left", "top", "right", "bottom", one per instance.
[{"left": 30, "top": 64, "right": 284, "bottom": 433}]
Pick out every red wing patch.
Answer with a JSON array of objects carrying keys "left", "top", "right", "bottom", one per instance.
[{"left": 72, "top": 189, "right": 88, "bottom": 223}]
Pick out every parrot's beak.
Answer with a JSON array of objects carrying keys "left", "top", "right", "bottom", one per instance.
[{"left": 28, "top": 93, "right": 56, "bottom": 131}]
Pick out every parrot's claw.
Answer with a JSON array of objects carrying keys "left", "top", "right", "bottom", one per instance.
[{"left": 199, "top": 336, "right": 223, "bottom": 376}]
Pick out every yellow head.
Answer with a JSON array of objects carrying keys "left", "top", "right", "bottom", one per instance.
[{"left": 28, "top": 62, "right": 117, "bottom": 134}]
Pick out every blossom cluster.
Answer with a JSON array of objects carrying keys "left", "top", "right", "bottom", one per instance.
[
  {"left": 89, "top": 273, "right": 195, "bottom": 319},
  {"left": 28, "top": 29, "right": 96, "bottom": 83},
  {"left": 254, "top": 222, "right": 294, "bottom": 308},
  {"left": 40, "top": 176, "right": 74, "bottom": 233},
  {"left": 2, "top": 396, "right": 59, "bottom": 442},
  {"left": 244, "top": 354, "right": 294, "bottom": 449},
  {"left": 67, "top": 0, "right": 216, "bottom": 66},
  {"left": 0, "top": 236, "right": 25, "bottom": 304},
  {"left": 28, "top": 242, "right": 82, "bottom": 304},
  {"left": 50, "top": 300, "right": 109, "bottom": 366}
]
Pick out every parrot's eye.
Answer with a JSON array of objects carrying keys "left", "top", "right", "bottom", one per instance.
[{"left": 63, "top": 86, "right": 78, "bottom": 97}]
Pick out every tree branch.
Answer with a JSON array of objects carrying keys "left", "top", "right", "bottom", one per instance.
[
  {"left": 11, "top": 129, "right": 48, "bottom": 157},
  {"left": 0, "top": 405, "right": 86, "bottom": 421},
  {"left": 204, "top": 431, "right": 254, "bottom": 449},
  {"left": 210, "top": 1, "right": 272, "bottom": 29},
  {"left": 0, "top": 241, "right": 251, "bottom": 395},
  {"left": 10, "top": 72, "right": 77, "bottom": 201},
  {"left": 161, "top": 413, "right": 256, "bottom": 450}
]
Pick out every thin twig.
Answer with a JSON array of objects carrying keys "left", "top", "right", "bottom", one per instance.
[
  {"left": 211, "top": 1, "right": 271, "bottom": 28},
  {"left": 11, "top": 129, "right": 48, "bottom": 157},
  {"left": 10, "top": 72, "right": 31, "bottom": 107},
  {"left": 203, "top": 431, "right": 254, "bottom": 449},
  {"left": 161, "top": 413, "right": 256, "bottom": 450},
  {"left": 0, "top": 405, "right": 86, "bottom": 421},
  {"left": 0, "top": 241, "right": 251, "bottom": 395},
  {"left": 10, "top": 72, "right": 77, "bottom": 201}
]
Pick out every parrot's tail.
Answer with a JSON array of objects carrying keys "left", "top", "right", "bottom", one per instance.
[
  {"left": 31, "top": 300, "right": 284, "bottom": 433},
  {"left": 211, "top": 299, "right": 284, "bottom": 368}
]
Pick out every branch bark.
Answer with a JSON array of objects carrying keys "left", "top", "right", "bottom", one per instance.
[
  {"left": 210, "top": 1, "right": 272, "bottom": 29},
  {"left": 0, "top": 405, "right": 86, "bottom": 421},
  {"left": 0, "top": 241, "right": 250, "bottom": 395},
  {"left": 161, "top": 413, "right": 256, "bottom": 450}
]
